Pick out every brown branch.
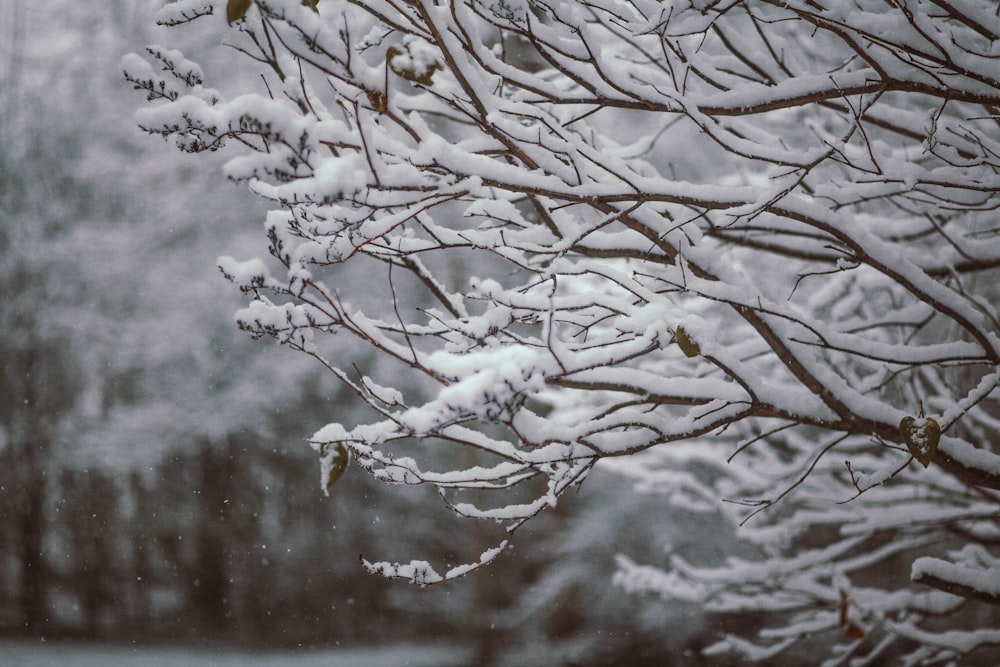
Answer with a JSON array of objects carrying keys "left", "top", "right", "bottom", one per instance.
[{"left": 913, "top": 570, "right": 1000, "bottom": 607}]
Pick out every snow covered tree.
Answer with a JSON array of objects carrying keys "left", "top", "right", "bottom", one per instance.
[
  {"left": 0, "top": 0, "right": 117, "bottom": 633},
  {"left": 128, "top": 0, "right": 1000, "bottom": 662}
]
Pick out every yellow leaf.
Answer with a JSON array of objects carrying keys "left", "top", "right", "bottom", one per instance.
[
  {"left": 320, "top": 441, "right": 350, "bottom": 494},
  {"left": 227, "top": 0, "right": 252, "bottom": 24},
  {"left": 675, "top": 326, "right": 700, "bottom": 357}
]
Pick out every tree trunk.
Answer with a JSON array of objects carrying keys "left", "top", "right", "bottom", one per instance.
[{"left": 17, "top": 474, "right": 45, "bottom": 635}]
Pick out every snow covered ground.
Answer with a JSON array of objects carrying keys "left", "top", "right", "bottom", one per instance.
[{"left": 0, "top": 640, "right": 472, "bottom": 667}]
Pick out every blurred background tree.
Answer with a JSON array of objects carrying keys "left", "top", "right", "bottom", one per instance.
[{"left": 0, "top": 2, "right": 689, "bottom": 663}]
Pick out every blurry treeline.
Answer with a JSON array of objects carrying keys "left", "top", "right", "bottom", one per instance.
[{"left": 0, "top": 3, "right": 718, "bottom": 664}]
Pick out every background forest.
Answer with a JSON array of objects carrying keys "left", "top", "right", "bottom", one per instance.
[
  {"left": 6, "top": 1, "right": 1000, "bottom": 666},
  {"left": 0, "top": 2, "right": 712, "bottom": 664}
]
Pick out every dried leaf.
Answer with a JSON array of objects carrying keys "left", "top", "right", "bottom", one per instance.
[
  {"left": 899, "top": 416, "right": 941, "bottom": 468},
  {"left": 837, "top": 589, "right": 866, "bottom": 640},
  {"left": 675, "top": 326, "right": 700, "bottom": 358},
  {"left": 842, "top": 619, "right": 865, "bottom": 641},
  {"left": 320, "top": 441, "right": 350, "bottom": 494},
  {"left": 366, "top": 89, "right": 387, "bottom": 113},
  {"left": 387, "top": 44, "right": 442, "bottom": 87}
]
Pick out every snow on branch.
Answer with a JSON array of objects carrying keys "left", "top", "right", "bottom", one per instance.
[
  {"left": 912, "top": 546, "right": 1000, "bottom": 606},
  {"left": 131, "top": 0, "right": 1000, "bottom": 662}
]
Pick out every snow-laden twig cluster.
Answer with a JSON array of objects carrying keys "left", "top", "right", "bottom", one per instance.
[{"left": 128, "top": 0, "right": 1000, "bottom": 661}]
